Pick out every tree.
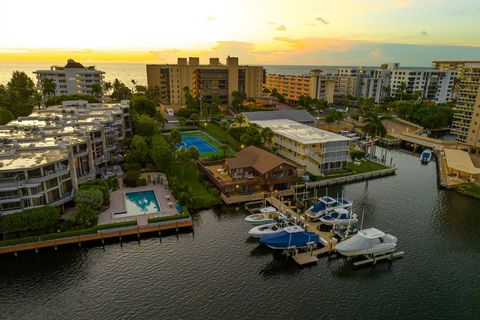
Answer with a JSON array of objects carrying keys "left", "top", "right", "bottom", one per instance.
[
  {"left": 111, "top": 79, "right": 132, "bottom": 101},
  {"left": 0, "top": 206, "right": 59, "bottom": 237},
  {"left": 90, "top": 83, "right": 102, "bottom": 98},
  {"left": 231, "top": 90, "right": 247, "bottom": 111},
  {"left": 150, "top": 134, "right": 174, "bottom": 171},
  {"left": 75, "top": 188, "right": 104, "bottom": 211},
  {"left": 73, "top": 205, "right": 98, "bottom": 228},
  {"left": 103, "top": 81, "right": 113, "bottom": 95},
  {"left": 362, "top": 114, "right": 389, "bottom": 138},
  {"left": 189, "top": 113, "right": 199, "bottom": 125},
  {"left": 240, "top": 124, "right": 262, "bottom": 147},
  {"left": 145, "top": 86, "right": 161, "bottom": 104},
  {"left": 132, "top": 114, "right": 158, "bottom": 136},
  {"left": 177, "top": 116, "right": 187, "bottom": 127},
  {"left": 359, "top": 98, "right": 375, "bottom": 117},
  {"left": 130, "top": 95, "right": 157, "bottom": 117},
  {"left": 261, "top": 127, "right": 274, "bottom": 145},
  {"left": 168, "top": 129, "right": 182, "bottom": 145},
  {"left": 175, "top": 148, "right": 191, "bottom": 175},
  {"left": 41, "top": 78, "right": 56, "bottom": 98},
  {"left": 128, "top": 135, "right": 149, "bottom": 165},
  {"left": 4, "top": 71, "right": 37, "bottom": 117},
  {"left": 0, "top": 108, "right": 14, "bottom": 125},
  {"left": 234, "top": 114, "right": 247, "bottom": 126}
]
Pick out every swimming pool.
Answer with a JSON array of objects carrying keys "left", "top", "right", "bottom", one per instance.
[
  {"left": 123, "top": 190, "right": 161, "bottom": 216},
  {"left": 177, "top": 135, "right": 218, "bottom": 154}
]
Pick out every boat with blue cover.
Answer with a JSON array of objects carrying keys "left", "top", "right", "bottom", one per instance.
[
  {"left": 420, "top": 149, "right": 432, "bottom": 164},
  {"left": 320, "top": 208, "right": 358, "bottom": 226},
  {"left": 305, "top": 196, "right": 353, "bottom": 219},
  {"left": 259, "top": 228, "right": 319, "bottom": 250}
]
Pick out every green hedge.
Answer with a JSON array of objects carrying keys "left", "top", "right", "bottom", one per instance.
[
  {"left": 148, "top": 213, "right": 190, "bottom": 224},
  {"left": 95, "top": 220, "right": 137, "bottom": 230},
  {"left": 0, "top": 206, "right": 60, "bottom": 234},
  {"left": 0, "top": 228, "right": 97, "bottom": 247}
]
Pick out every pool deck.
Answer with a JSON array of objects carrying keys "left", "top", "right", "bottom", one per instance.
[{"left": 98, "top": 173, "right": 179, "bottom": 225}]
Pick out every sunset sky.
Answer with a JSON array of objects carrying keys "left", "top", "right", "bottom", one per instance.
[{"left": 0, "top": 0, "right": 479, "bottom": 65}]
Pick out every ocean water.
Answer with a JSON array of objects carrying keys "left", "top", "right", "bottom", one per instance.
[
  {"left": 0, "top": 149, "right": 479, "bottom": 319},
  {"left": 0, "top": 63, "right": 373, "bottom": 86}
]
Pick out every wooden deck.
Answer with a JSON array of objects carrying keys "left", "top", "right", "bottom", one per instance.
[
  {"left": 265, "top": 197, "right": 338, "bottom": 266},
  {"left": 0, "top": 219, "right": 193, "bottom": 256}
]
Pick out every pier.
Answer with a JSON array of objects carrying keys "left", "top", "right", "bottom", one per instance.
[
  {"left": 0, "top": 218, "right": 193, "bottom": 256},
  {"left": 264, "top": 197, "right": 339, "bottom": 266}
]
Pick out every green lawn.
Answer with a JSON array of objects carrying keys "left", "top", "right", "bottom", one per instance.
[
  {"left": 454, "top": 183, "right": 480, "bottom": 199},
  {"left": 314, "top": 159, "right": 389, "bottom": 181},
  {"left": 180, "top": 130, "right": 235, "bottom": 159},
  {"left": 169, "top": 161, "right": 221, "bottom": 209},
  {"left": 202, "top": 122, "right": 241, "bottom": 150}
]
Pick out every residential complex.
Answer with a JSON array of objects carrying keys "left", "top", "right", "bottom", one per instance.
[
  {"left": 146, "top": 57, "right": 264, "bottom": 106},
  {"left": 242, "top": 110, "right": 316, "bottom": 126},
  {"left": 199, "top": 146, "right": 297, "bottom": 202},
  {"left": 450, "top": 63, "right": 480, "bottom": 151},
  {"left": 250, "top": 119, "right": 351, "bottom": 176},
  {"left": 265, "top": 63, "right": 456, "bottom": 105},
  {"left": 0, "top": 100, "right": 132, "bottom": 214},
  {"left": 34, "top": 59, "right": 104, "bottom": 96}
]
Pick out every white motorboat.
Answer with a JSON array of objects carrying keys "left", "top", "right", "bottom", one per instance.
[
  {"left": 248, "top": 221, "right": 303, "bottom": 238},
  {"left": 320, "top": 208, "right": 358, "bottom": 226},
  {"left": 245, "top": 208, "right": 286, "bottom": 225},
  {"left": 335, "top": 228, "right": 398, "bottom": 257},
  {"left": 420, "top": 149, "right": 432, "bottom": 164},
  {"left": 305, "top": 196, "right": 353, "bottom": 219}
]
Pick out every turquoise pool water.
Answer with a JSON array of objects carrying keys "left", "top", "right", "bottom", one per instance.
[{"left": 124, "top": 190, "right": 161, "bottom": 215}]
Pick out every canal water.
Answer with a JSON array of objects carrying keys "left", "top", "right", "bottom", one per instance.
[{"left": 1, "top": 150, "right": 479, "bottom": 319}]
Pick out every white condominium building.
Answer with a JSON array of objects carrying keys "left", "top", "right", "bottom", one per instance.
[
  {"left": 389, "top": 68, "right": 455, "bottom": 103},
  {"left": 34, "top": 59, "right": 104, "bottom": 96},
  {"left": 0, "top": 100, "right": 132, "bottom": 214},
  {"left": 251, "top": 119, "right": 351, "bottom": 176}
]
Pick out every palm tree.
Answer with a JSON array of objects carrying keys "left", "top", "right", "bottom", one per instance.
[
  {"left": 168, "top": 129, "right": 182, "bottom": 145},
  {"left": 234, "top": 114, "right": 247, "bottom": 126},
  {"left": 91, "top": 83, "right": 102, "bottom": 98},
  {"left": 261, "top": 127, "right": 274, "bottom": 145},
  {"left": 103, "top": 81, "right": 113, "bottom": 96},
  {"left": 362, "top": 113, "right": 389, "bottom": 138},
  {"left": 41, "top": 78, "right": 56, "bottom": 99}
]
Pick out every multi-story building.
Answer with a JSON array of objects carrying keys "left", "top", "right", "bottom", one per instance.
[
  {"left": 389, "top": 68, "right": 455, "bottom": 103},
  {"left": 199, "top": 146, "right": 297, "bottom": 202},
  {"left": 265, "top": 74, "right": 311, "bottom": 103},
  {"left": 0, "top": 100, "right": 132, "bottom": 214},
  {"left": 146, "top": 57, "right": 264, "bottom": 106},
  {"left": 433, "top": 60, "right": 480, "bottom": 78},
  {"left": 450, "top": 63, "right": 480, "bottom": 151},
  {"left": 34, "top": 59, "right": 104, "bottom": 96},
  {"left": 250, "top": 119, "right": 351, "bottom": 175},
  {"left": 309, "top": 71, "right": 336, "bottom": 104}
]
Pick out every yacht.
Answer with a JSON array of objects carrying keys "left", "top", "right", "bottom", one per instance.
[{"left": 335, "top": 228, "right": 398, "bottom": 257}]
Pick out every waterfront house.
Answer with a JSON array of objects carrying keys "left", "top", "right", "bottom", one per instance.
[{"left": 198, "top": 146, "right": 297, "bottom": 203}]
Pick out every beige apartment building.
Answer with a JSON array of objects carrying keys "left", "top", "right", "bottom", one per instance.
[
  {"left": 146, "top": 57, "right": 263, "bottom": 106},
  {"left": 450, "top": 63, "right": 480, "bottom": 152},
  {"left": 266, "top": 70, "right": 360, "bottom": 105}
]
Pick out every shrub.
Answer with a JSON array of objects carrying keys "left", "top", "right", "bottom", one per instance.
[
  {"left": 0, "top": 206, "right": 60, "bottom": 235},
  {"left": 106, "top": 178, "right": 119, "bottom": 191},
  {"left": 73, "top": 205, "right": 98, "bottom": 228},
  {"left": 79, "top": 179, "right": 110, "bottom": 207},
  {"left": 137, "top": 178, "right": 147, "bottom": 186},
  {"left": 124, "top": 170, "right": 141, "bottom": 187},
  {"left": 148, "top": 213, "right": 190, "bottom": 224},
  {"left": 75, "top": 188, "right": 104, "bottom": 211}
]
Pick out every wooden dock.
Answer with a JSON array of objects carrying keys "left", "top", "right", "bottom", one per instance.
[
  {"left": 265, "top": 197, "right": 338, "bottom": 266},
  {"left": 0, "top": 219, "right": 193, "bottom": 256}
]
